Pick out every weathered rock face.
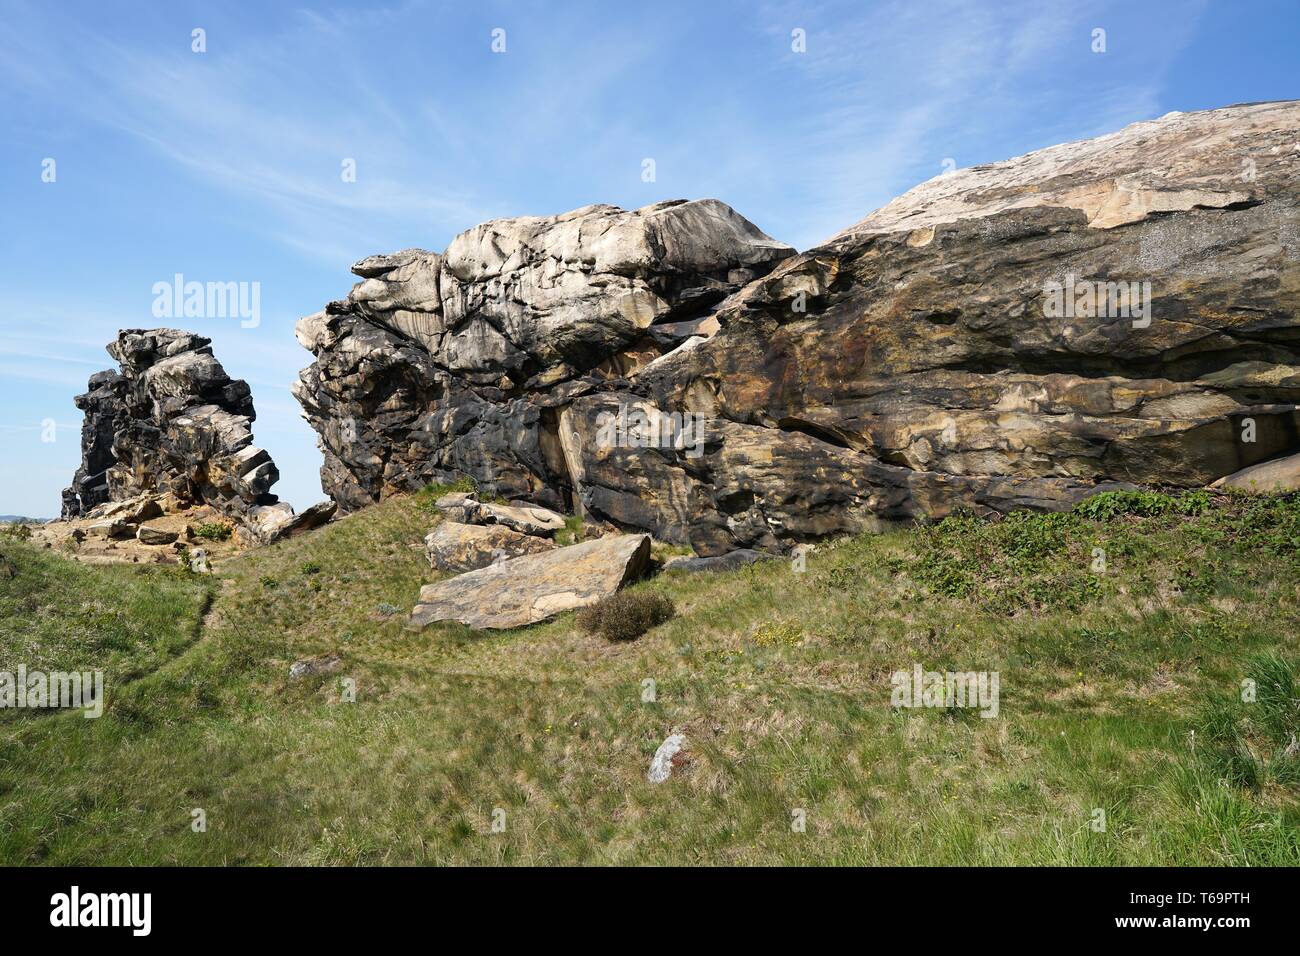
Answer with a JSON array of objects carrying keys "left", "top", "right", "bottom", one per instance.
[
  {"left": 299, "top": 102, "right": 1300, "bottom": 555},
  {"left": 62, "top": 329, "right": 280, "bottom": 519},
  {"left": 292, "top": 199, "right": 796, "bottom": 511},
  {"left": 62, "top": 370, "right": 123, "bottom": 517}
]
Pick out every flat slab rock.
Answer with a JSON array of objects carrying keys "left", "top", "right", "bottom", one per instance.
[
  {"left": 410, "top": 533, "right": 651, "bottom": 630},
  {"left": 663, "top": 549, "right": 778, "bottom": 573},
  {"left": 136, "top": 524, "right": 179, "bottom": 545},
  {"left": 474, "top": 501, "right": 566, "bottom": 537},
  {"left": 424, "top": 520, "right": 555, "bottom": 573}
]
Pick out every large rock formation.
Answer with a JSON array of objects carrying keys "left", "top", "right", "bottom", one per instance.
[
  {"left": 62, "top": 329, "right": 280, "bottom": 519},
  {"left": 61, "top": 369, "right": 124, "bottom": 517},
  {"left": 292, "top": 199, "right": 795, "bottom": 511},
  {"left": 297, "top": 102, "right": 1300, "bottom": 555}
]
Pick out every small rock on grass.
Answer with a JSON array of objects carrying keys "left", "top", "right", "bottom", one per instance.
[
  {"left": 648, "top": 733, "right": 687, "bottom": 783},
  {"left": 289, "top": 653, "right": 343, "bottom": 679}
]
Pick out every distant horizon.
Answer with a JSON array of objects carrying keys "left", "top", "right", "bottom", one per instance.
[{"left": 4, "top": 0, "right": 1298, "bottom": 516}]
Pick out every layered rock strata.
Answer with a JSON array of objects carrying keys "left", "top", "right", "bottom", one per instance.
[{"left": 297, "top": 102, "right": 1300, "bottom": 555}]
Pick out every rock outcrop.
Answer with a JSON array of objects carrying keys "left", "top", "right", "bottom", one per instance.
[
  {"left": 62, "top": 329, "right": 280, "bottom": 519},
  {"left": 292, "top": 199, "right": 795, "bottom": 512},
  {"left": 299, "top": 102, "right": 1300, "bottom": 556}
]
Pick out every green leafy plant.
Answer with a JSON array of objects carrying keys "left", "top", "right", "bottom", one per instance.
[
  {"left": 193, "top": 521, "right": 233, "bottom": 542},
  {"left": 751, "top": 619, "right": 803, "bottom": 647}
]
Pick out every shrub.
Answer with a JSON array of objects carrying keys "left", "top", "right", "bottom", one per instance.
[
  {"left": 194, "top": 521, "right": 233, "bottom": 541},
  {"left": 555, "top": 515, "right": 585, "bottom": 547},
  {"left": 0, "top": 523, "right": 33, "bottom": 541},
  {"left": 577, "top": 590, "right": 675, "bottom": 642},
  {"left": 300, "top": 560, "right": 322, "bottom": 576}
]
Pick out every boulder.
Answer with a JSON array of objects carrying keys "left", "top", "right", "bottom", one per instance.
[
  {"left": 242, "top": 500, "right": 338, "bottom": 545},
  {"left": 136, "top": 525, "right": 179, "bottom": 545},
  {"left": 293, "top": 199, "right": 795, "bottom": 511},
  {"left": 434, "top": 491, "right": 480, "bottom": 524},
  {"left": 410, "top": 533, "right": 652, "bottom": 630},
  {"left": 87, "top": 519, "right": 136, "bottom": 539},
  {"left": 663, "top": 549, "right": 778, "bottom": 573},
  {"left": 296, "top": 103, "right": 1300, "bottom": 554},
  {"left": 87, "top": 494, "right": 164, "bottom": 523},
  {"left": 474, "top": 501, "right": 566, "bottom": 537},
  {"left": 424, "top": 521, "right": 555, "bottom": 573},
  {"left": 1215, "top": 451, "right": 1300, "bottom": 492}
]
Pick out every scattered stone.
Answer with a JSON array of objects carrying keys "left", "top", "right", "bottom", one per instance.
[
  {"left": 289, "top": 653, "right": 343, "bottom": 679},
  {"left": 662, "top": 549, "right": 778, "bottom": 573},
  {"left": 424, "top": 521, "right": 554, "bottom": 573},
  {"left": 647, "top": 734, "right": 687, "bottom": 783},
  {"left": 136, "top": 525, "right": 179, "bottom": 545},
  {"left": 410, "top": 533, "right": 652, "bottom": 630}
]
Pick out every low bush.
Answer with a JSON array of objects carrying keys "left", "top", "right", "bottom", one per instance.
[
  {"left": 577, "top": 590, "right": 676, "bottom": 642},
  {"left": 193, "top": 521, "right": 233, "bottom": 541}
]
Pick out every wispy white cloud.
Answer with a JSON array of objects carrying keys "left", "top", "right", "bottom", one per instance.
[{"left": 0, "top": 0, "right": 494, "bottom": 263}]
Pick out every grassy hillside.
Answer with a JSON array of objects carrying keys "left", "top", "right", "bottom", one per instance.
[{"left": 0, "top": 490, "right": 1297, "bottom": 865}]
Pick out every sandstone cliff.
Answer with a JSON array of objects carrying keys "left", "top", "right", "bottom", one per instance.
[
  {"left": 296, "top": 102, "right": 1300, "bottom": 555},
  {"left": 62, "top": 329, "right": 280, "bottom": 519},
  {"left": 292, "top": 199, "right": 795, "bottom": 511}
]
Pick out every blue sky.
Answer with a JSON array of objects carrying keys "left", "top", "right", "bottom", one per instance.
[{"left": 1, "top": 0, "right": 1296, "bottom": 517}]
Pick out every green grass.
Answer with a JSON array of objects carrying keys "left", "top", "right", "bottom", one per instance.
[
  {"left": 0, "top": 490, "right": 1296, "bottom": 864},
  {"left": 0, "top": 540, "right": 212, "bottom": 696}
]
